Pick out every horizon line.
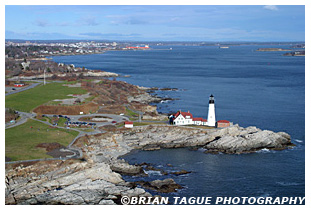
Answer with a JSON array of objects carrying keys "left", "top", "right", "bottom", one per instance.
[{"left": 5, "top": 39, "right": 305, "bottom": 43}]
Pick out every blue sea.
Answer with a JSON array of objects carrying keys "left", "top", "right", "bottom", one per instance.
[{"left": 51, "top": 45, "right": 305, "bottom": 202}]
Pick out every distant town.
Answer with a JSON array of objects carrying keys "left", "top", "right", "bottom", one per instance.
[{"left": 6, "top": 40, "right": 305, "bottom": 58}]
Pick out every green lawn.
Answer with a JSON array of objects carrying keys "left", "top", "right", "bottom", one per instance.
[
  {"left": 5, "top": 82, "right": 86, "bottom": 112},
  {"left": 126, "top": 108, "right": 138, "bottom": 117},
  {"left": 5, "top": 119, "right": 79, "bottom": 161}
]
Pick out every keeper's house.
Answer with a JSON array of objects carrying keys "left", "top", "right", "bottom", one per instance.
[
  {"left": 193, "top": 117, "right": 208, "bottom": 125},
  {"left": 172, "top": 110, "right": 208, "bottom": 126}
]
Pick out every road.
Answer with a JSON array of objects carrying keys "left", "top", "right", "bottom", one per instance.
[
  {"left": 5, "top": 79, "right": 132, "bottom": 163},
  {"left": 5, "top": 111, "right": 130, "bottom": 162},
  {"left": 5, "top": 83, "right": 41, "bottom": 96},
  {"left": 5, "top": 111, "right": 36, "bottom": 129},
  {"left": 5, "top": 78, "right": 64, "bottom": 96},
  {"left": 62, "top": 113, "right": 128, "bottom": 126}
]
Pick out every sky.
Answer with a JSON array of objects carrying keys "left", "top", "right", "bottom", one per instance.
[{"left": 5, "top": 5, "right": 305, "bottom": 42}]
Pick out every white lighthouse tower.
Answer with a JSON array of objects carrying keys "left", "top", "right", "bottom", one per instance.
[{"left": 207, "top": 94, "right": 216, "bottom": 127}]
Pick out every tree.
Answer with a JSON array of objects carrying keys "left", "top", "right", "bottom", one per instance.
[
  {"left": 78, "top": 73, "right": 84, "bottom": 79},
  {"left": 11, "top": 69, "right": 22, "bottom": 76}
]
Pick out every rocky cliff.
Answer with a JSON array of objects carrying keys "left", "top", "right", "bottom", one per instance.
[{"left": 5, "top": 124, "right": 292, "bottom": 204}]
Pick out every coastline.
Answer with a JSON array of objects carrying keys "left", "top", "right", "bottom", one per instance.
[
  {"left": 5, "top": 121, "right": 293, "bottom": 204},
  {"left": 5, "top": 50, "right": 297, "bottom": 205}
]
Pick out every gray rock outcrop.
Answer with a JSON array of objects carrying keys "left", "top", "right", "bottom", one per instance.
[
  {"left": 204, "top": 126, "right": 292, "bottom": 153},
  {"left": 135, "top": 178, "right": 182, "bottom": 193},
  {"left": 5, "top": 124, "right": 292, "bottom": 204}
]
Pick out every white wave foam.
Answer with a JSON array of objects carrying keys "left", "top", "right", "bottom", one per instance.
[
  {"left": 276, "top": 182, "right": 302, "bottom": 186},
  {"left": 197, "top": 148, "right": 206, "bottom": 152},
  {"left": 256, "top": 148, "right": 271, "bottom": 153},
  {"left": 294, "top": 139, "right": 303, "bottom": 143},
  {"left": 255, "top": 193, "right": 270, "bottom": 198},
  {"left": 144, "top": 170, "right": 163, "bottom": 176}
]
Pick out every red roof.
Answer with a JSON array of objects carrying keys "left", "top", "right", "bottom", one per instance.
[
  {"left": 193, "top": 117, "right": 207, "bottom": 122},
  {"left": 124, "top": 121, "right": 133, "bottom": 124},
  {"left": 174, "top": 111, "right": 193, "bottom": 119},
  {"left": 217, "top": 120, "right": 230, "bottom": 123}
]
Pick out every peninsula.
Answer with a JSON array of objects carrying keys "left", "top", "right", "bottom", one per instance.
[
  {"left": 5, "top": 41, "right": 294, "bottom": 205},
  {"left": 256, "top": 48, "right": 292, "bottom": 52}
]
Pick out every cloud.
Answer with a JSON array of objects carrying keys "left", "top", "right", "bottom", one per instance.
[
  {"left": 79, "top": 32, "right": 141, "bottom": 38},
  {"left": 107, "top": 15, "right": 149, "bottom": 25},
  {"left": 263, "top": 5, "right": 279, "bottom": 11},
  {"left": 78, "top": 16, "right": 100, "bottom": 26},
  {"left": 162, "top": 33, "right": 178, "bottom": 37},
  {"left": 34, "top": 19, "right": 49, "bottom": 27},
  {"left": 5, "top": 30, "right": 78, "bottom": 40},
  {"left": 56, "top": 22, "right": 70, "bottom": 27}
]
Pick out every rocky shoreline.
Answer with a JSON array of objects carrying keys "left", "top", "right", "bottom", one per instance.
[
  {"left": 5, "top": 124, "right": 293, "bottom": 204},
  {"left": 8, "top": 70, "right": 119, "bottom": 81}
]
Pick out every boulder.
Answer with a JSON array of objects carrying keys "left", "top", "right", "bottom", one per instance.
[
  {"left": 110, "top": 160, "right": 146, "bottom": 176},
  {"left": 171, "top": 170, "right": 192, "bottom": 176},
  {"left": 135, "top": 178, "right": 182, "bottom": 193}
]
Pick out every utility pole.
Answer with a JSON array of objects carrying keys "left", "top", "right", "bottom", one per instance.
[{"left": 44, "top": 68, "right": 46, "bottom": 85}]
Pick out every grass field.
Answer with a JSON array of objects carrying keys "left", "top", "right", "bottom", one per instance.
[
  {"left": 126, "top": 108, "right": 138, "bottom": 117},
  {"left": 5, "top": 82, "right": 87, "bottom": 112},
  {"left": 5, "top": 119, "right": 79, "bottom": 161}
]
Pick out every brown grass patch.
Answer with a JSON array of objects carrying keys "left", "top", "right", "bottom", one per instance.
[
  {"left": 33, "top": 102, "right": 99, "bottom": 115},
  {"left": 99, "top": 125, "right": 117, "bottom": 132},
  {"left": 36, "top": 142, "right": 65, "bottom": 152},
  {"left": 97, "top": 104, "right": 126, "bottom": 114},
  {"left": 72, "top": 135, "right": 90, "bottom": 148}
]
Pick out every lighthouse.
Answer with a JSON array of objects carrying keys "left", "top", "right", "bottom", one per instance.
[{"left": 207, "top": 94, "right": 216, "bottom": 127}]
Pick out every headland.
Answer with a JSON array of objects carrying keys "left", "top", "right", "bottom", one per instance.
[{"left": 5, "top": 41, "right": 295, "bottom": 205}]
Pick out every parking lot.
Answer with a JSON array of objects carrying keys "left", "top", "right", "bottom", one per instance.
[{"left": 43, "top": 113, "right": 128, "bottom": 128}]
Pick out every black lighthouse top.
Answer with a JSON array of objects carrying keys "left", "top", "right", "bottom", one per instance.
[{"left": 209, "top": 94, "right": 214, "bottom": 104}]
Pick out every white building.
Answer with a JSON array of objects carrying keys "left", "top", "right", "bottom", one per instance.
[
  {"left": 193, "top": 117, "right": 208, "bottom": 125},
  {"left": 124, "top": 121, "right": 133, "bottom": 128},
  {"left": 173, "top": 111, "right": 193, "bottom": 125},
  {"left": 173, "top": 111, "right": 208, "bottom": 126}
]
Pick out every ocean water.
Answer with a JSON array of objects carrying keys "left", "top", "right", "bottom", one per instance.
[{"left": 51, "top": 45, "right": 305, "bottom": 201}]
